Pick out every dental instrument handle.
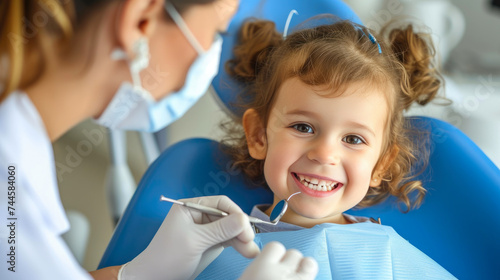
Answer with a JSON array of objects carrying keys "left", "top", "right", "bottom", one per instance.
[
  {"left": 183, "top": 202, "right": 229, "bottom": 217},
  {"left": 160, "top": 195, "right": 273, "bottom": 224},
  {"left": 160, "top": 195, "right": 187, "bottom": 206},
  {"left": 182, "top": 203, "right": 272, "bottom": 224}
]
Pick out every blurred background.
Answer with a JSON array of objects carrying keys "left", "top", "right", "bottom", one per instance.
[{"left": 52, "top": 0, "right": 500, "bottom": 271}]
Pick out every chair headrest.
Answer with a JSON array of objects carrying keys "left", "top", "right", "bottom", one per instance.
[{"left": 211, "top": 0, "right": 362, "bottom": 118}]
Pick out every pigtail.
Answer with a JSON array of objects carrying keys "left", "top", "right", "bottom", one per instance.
[
  {"left": 221, "top": 20, "right": 283, "bottom": 188},
  {"left": 386, "top": 25, "right": 442, "bottom": 110},
  {"left": 359, "top": 24, "right": 442, "bottom": 212},
  {"left": 226, "top": 20, "right": 283, "bottom": 83}
]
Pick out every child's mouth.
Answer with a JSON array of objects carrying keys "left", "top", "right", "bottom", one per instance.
[{"left": 293, "top": 172, "right": 342, "bottom": 192}]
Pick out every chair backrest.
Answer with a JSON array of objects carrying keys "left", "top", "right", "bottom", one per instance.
[{"left": 99, "top": 117, "right": 500, "bottom": 280}]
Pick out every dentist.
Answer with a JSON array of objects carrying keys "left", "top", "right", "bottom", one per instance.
[{"left": 0, "top": 0, "right": 318, "bottom": 279}]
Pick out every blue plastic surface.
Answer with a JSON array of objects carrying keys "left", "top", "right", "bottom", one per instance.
[{"left": 211, "top": 0, "right": 362, "bottom": 118}]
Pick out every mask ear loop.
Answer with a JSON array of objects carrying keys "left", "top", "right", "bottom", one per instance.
[
  {"left": 355, "top": 25, "right": 382, "bottom": 54},
  {"left": 165, "top": 2, "right": 205, "bottom": 54},
  {"left": 110, "top": 37, "right": 153, "bottom": 100}
]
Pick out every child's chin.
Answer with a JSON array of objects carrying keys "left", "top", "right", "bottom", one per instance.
[{"left": 296, "top": 209, "right": 334, "bottom": 220}]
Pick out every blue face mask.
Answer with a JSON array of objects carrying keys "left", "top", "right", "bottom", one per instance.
[{"left": 95, "top": 3, "right": 222, "bottom": 132}]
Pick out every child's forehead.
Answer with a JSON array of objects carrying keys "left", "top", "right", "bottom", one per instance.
[
  {"left": 276, "top": 77, "right": 390, "bottom": 103},
  {"left": 271, "top": 77, "right": 391, "bottom": 129}
]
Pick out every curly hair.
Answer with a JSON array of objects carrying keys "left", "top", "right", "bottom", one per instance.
[{"left": 221, "top": 18, "right": 442, "bottom": 212}]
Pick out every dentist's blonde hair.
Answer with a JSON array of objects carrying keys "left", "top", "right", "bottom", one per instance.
[
  {"left": 0, "top": 0, "right": 74, "bottom": 102},
  {"left": 0, "top": 0, "right": 217, "bottom": 103}
]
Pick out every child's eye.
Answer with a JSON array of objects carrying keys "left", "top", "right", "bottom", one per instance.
[
  {"left": 291, "top": 123, "right": 314, "bottom": 134},
  {"left": 343, "top": 135, "right": 366, "bottom": 145}
]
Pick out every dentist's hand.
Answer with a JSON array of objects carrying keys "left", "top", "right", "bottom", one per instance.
[
  {"left": 119, "top": 196, "right": 260, "bottom": 280},
  {"left": 240, "top": 242, "right": 319, "bottom": 280}
]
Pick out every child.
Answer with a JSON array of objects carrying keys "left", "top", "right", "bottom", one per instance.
[{"left": 197, "top": 18, "right": 455, "bottom": 279}]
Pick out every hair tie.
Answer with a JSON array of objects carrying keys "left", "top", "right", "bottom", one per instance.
[{"left": 355, "top": 26, "right": 382, "bottom": 54}]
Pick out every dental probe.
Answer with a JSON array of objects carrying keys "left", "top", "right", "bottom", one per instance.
[{"left": 160, "top": 195, "right": 276, "bottom": 225}]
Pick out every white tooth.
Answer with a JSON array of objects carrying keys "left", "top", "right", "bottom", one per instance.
[
  {"left": 312, "top": 185, "right": 317, "bottom": 191},
  {"left": 311, "top": 178, "right": 319, "bottom": 184},
  {"left": 319, "top": 180, "right": 326, "bottom": 187},
  {"left": 327, "top": 185, "right": 332, "bottom": 191},
  {"left": 299, "top": 175, "right": 304, "bottom": 181},
  {"left": 321, "top": 185, "right": 327, "bottom": 191},
  {"left": 304, "top": 181, "right": 309, "bottom": 187}
]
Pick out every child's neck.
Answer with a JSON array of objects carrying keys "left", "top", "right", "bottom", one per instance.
[{"left": 264, "top": 205, "right": 351, "bottom": 228}]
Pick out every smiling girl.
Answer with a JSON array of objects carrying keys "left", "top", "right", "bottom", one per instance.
[
  {"left": 221, "top": 19, "right": 442, "bottom": 230},
  {"left": 195, "top": 18, "right": 457, "bottom": 279}
]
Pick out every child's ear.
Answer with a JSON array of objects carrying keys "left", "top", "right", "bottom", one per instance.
[
  {"left": 242, "top": 109, "right": 267, "bottom": 160},
  {"left": 370, "top": 145, "right": 399, "bottom": 187}
]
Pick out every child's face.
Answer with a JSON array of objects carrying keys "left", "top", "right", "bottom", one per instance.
[{"left": 245, "top": 77, "right": 388, "bottom": 226}]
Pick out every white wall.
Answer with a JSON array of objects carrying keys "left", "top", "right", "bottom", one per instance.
[{"left": 344, "top": 0, "right": 500, "bottom": 72}]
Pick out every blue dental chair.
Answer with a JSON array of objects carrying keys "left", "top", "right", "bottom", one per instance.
[{"left": 98, "top": 1, "right": 500, "bottom": 279}]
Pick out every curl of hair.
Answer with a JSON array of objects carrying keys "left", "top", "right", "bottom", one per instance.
[
  {"left": 360, "top": 25, "right": 442, "bottom": 212},
  {"left": 384, "top": 24, "right": 442, "bottom": 110},
  {"left": 226, "top": 20, "right": 283, "bottom": 83},
  {"left": 222, "top": 19, "right": 443, "bottom": 213},
  {"left": 221, "top": 20, "right": 283, "bottom": 187}
]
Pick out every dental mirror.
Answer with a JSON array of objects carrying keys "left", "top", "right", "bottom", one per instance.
[{"left": 269, "top": 192, "right": 301, "bottom": 224}]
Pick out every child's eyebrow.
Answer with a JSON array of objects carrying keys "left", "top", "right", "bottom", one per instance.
[
  {"left": 344, "top": 121, "right": 376, "bottom": 137},
  {"left": 285, "top": 109, "right": 320, "bottom": 119}
]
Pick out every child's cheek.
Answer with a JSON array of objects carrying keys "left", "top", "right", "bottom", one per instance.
[
  {"left": 263, "top": 137, "right": 295, "bottom": 193},
  {"left": 345, "top": 157, "right": 377, "bottom": 191}
]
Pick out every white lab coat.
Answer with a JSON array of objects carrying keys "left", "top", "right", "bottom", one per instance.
[{"left": 0, "top": 92, "right": 92, "bottom": 279}]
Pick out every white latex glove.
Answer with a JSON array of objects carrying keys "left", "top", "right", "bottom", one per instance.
[
  {"left": 239, "top": 242, "right": 319, "bottom": 280},
  {"left": 119, "top": 196, "right": 260, "bottom": 280}
]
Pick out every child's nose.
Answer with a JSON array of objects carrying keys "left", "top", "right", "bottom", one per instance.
[{"left": 307, "top": 141, "right": 340, "bottom": 165}]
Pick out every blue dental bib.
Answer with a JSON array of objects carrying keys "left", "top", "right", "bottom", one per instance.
[{"left": 196, "top": 223, "right": 455, "bottom": 279}]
